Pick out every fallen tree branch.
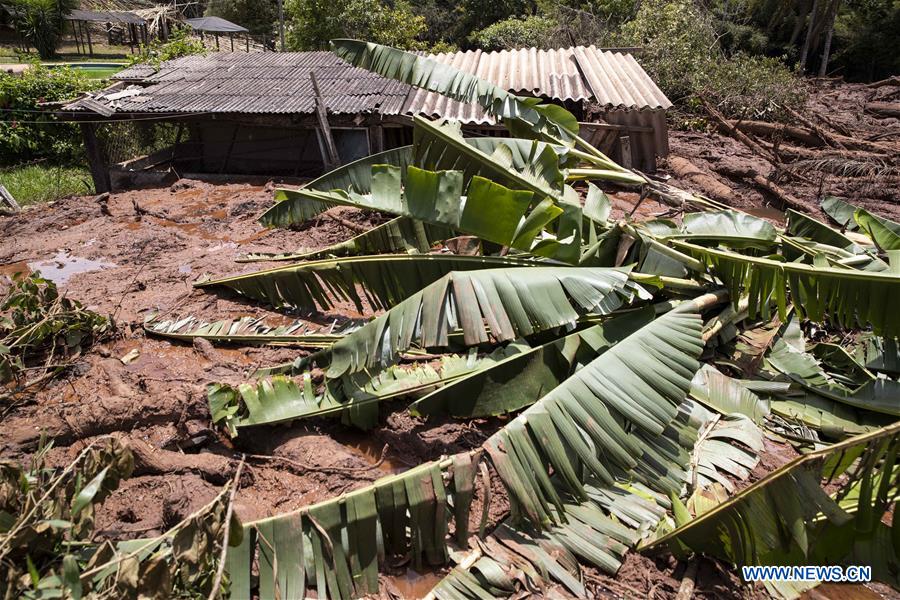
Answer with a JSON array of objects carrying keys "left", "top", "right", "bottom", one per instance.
[
  {"left": 667, "top": 156, "right": 736, "bottom": 206},
  {"left": 715, "top": 165, "right": 819, "bottom": 214},
  {"left": 865, "top": 102, "right": 900, "bottom": 119},
  {"left": 324, "top": 212, "right": 369, "bottom": 234},
  {"left": 867, "top": 76, "right": 900, "bottom": 89},
  {"left": 207, "top": 454, "right": 245, "bottom": 600},
  {"left": 783, "top": 105, "right": 846, "bottom": 149}
]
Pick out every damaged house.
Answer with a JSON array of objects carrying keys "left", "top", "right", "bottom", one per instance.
[{"left": 57, "top": 46, "right": 671, "bottom": 192}]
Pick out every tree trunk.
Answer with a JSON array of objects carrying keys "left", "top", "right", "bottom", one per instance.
[
  {"left": 799, "top": 0, "right": 820, "bottom": 72},
  {"left": 818, "top": 0, "right": 840, "bottom": 77}
]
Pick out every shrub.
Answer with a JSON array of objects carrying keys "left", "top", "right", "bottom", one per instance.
[
  {"left": 618, "top": 0, "right": 803, "bottom": 121},
  {"left": 0, "top": 64, "right": 101, "bottom": 165},
  {"left": 470, "top": 15, "right": 556, "bottom": 50},
  {"left": 286, "top": 0, "right": 427, "bottom": 50},
  {"left": 129, "top": 27, "right": 207, "bottom": 69}
]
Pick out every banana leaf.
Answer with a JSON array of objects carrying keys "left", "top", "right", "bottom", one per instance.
[
  {"left": 143, "top": 314, "right": 357, "bottom": 348},
  {"left": 855, "top": 207, "right": 900, "bottom": 251},
  {"left": 208, "top": 345, "right": 523, "bottom": 434},
  {"left": 239, "top": 217, "right": 456, "bottom": 263},
  {"left": 258, "top": 145, "right": 414, "bottom": 228},
  {"left": 675, "top": 240, "right": 900, "bottom": 337},
  {"left": 646, "top": 422, "right": 900, "bottom": 596},
  {"left": 410, "top": 306, "right": 655, "bottom": 418},
  {"left": 691, "top": 414, "right": 763, "bottom": 494},
  {"left": 330, "top": 39, "right": 582, "bottom": 146},
  {"left": 325, "top": 266, "right": 650, "bottom": 379},
  {"left": 668, "top": 210, "right": 777, "bottom": 249},
  {"left": 821, "top": 195, "right": 859, "bottom": 231},
  {"left": 690, "top": 364, "right": 770, "bottom": 424},
  {"left": 197, "top": 254, "right": 544, "bottom": 312}
]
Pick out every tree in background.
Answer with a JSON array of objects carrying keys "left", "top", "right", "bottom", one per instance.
[
  {"left": 285, "top": 0, "right": 427, "bottom": 50},
  {"left": 204, "top": 0, "right": 278, "bottom": 38},
  {"left": 10, "top": 0, "right": 77, "bottom": 59},
  {"left": 469, "top": 15, "right": 556, "bottom": 50}
]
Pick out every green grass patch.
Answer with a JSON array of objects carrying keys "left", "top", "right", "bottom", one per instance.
[{"left": 1, "top": 163, "right": 94, "bottom": 206}]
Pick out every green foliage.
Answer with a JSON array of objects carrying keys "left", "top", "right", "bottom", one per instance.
[
  {"left": 0, "top": 438, "right": 133, "bottom": 598},
  {"left": 469, "top": 15, "right": 556, "bottom": 50},
  {"left": 0, "top": 272, "right": 112, "bottom": 390},
  {"left": 205, "top": 0, "right": 277, "bottom": 37},
  {"left": 286, "top": 0, "right": 428, "bottom": 50},
  {"left": 129, "top": 27, "right": 206, "bottom": 69},
  {"left": 832, "top": 0, "right": 900, "bottom": 81},
  {"left": 0, "top": 164, "right": 93, "bottom": 206},
  {"left": 9, "top": 0, "right": 77, "bottom": 59},
  {"left": 0, "top": 64, "right": 101, "bottom": 164},
  {"left": 618, "top": 0, "right": 803, "bottom": 120}
]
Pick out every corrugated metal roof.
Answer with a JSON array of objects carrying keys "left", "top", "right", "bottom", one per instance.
[
  {"left": 404, "top": 46, "right": 670, "bottom": 123},
  {"left": 63, "top": 46, "right": 670, "bottom": 119},
  {"left": 67, "top": 51, "right": 412, "bottom": 116}
]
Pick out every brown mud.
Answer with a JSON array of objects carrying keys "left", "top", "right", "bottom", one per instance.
[{"left": 1, "top": 82, "right": 897, "bottom": 599}]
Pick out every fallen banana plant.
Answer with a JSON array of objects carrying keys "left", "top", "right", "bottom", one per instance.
[
  {"left": 128, "top": 39, "right": 900, "bottom": 598},
  {"left": 196, "top": 254, "right": 546, "bottom": 312},
  {"left": 240, "top": 216, "right": 455, "bottom": 262},
  {"left": 144, "top": 314, "right": 361, "bottom": 347},
  {"left": 646, "top": 421, "right": 900, "bottom": 598}
]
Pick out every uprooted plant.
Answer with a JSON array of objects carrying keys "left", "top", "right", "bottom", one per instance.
[
  {"left": 1, "top": 272, "right": 113, "bottom": 403},
  {"left": 0, "top": 436, "right": 244, "bottom": 599},
  {"left": 128, "top": 40, "right": 900, "bottom": 598}
]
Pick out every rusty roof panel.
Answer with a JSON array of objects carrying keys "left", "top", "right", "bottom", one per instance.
[{"left": 66, "top": 47, "right": 669, "bottom": 118}]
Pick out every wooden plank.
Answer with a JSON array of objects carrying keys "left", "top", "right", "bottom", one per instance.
[
  {"left": 310, "top": 71, "right": 340, "bottom": 169},
  {"left": 0, "top": 184, "right": 20, "bottom": 212},
  {"left": 619, "top": 135, "right": 632, "bottom": 169}
]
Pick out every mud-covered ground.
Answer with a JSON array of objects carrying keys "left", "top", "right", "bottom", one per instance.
[{"left": 1, "top": 81, "right": 897, "bottom": 599}]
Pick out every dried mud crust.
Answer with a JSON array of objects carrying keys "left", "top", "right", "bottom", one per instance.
[{"left": 664, "top": 81, "right": 900, "bottom": 222}]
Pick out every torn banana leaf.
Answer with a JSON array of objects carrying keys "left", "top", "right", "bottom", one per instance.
[
  {"left": 481, "top": 300, "right": 706, "bottom": 530},
  {"left": 785, "top": 208, "right": 865, "bottom": 252},
  {"left": 209, "top": 345, "right": 525, "bottom": 434},
  {"left": 675, "top": 240, "right": 900, "bottom": 336},
  {"left": 227, "top": 456, "right": 477, "bottom": 600},
  {"left": 239, "top": 216, "right": 455, "bottom": 262},
  {"left": 197, "top": 254, "right": 544, "bottom": 312},
  {"left": 665, "top": 210, "right": 777, "bottom": 250},
  {"left": 331, "top": 39, "right": 583, "bottom": 148},
  {"left": 689, "top": 364, "right": 770, "bottom": 424},
  {"left": 258, "top": 145, "right": 414, "bottom": 228},
  {"left": 766, "top": 331, "right": 900, "bottom": 417},
  {"left": 646, "top": 422, "right": 900, "bottom": 596},
  {"left": 410, "top": 306, "right": 656, "bottom": 418},
  {"left": 143, "top": 314, "right": 359, "bottom": 348},
  {"left": 324, "top": 266, "right": 651, "bottom": 379},
  {"left": 855, "top": 207, "right": 900, "bottom": 251},
  {"left": 691, "top": 413, "right": 763, "bottom": 494}
]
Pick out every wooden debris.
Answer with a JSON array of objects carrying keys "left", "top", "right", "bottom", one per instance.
[
  {"left": 0, "top": 184, "right": 20, "bottom": 213},
  {"left": 667, "top": 156, "right": 736, "bottom": 206},
  {"left": 783, "top": 105, "right": 846, "bottom": 149},
  {"left": 715, "top": 165, "right": 819, "bottom": 214},
  {"left": 865, "top": 102, "right": 900, "bottom": 119},
  {"left": 867, "top": 76, "right": 900, "bottom": 89}
]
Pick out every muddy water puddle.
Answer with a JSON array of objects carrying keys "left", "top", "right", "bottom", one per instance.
[
  {"left": 27, "top": 251, "right": 116, "bottom": 285},
  {"left": 333, "top": 431, "right": 408, "bottom": 476},
  {"left": 0, "top": 261, "right": 32, "bottom": 280},
  {"left": 384, "top": 569, "right": 444, "bottom": 599}
]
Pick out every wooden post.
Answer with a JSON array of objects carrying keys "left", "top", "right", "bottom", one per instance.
[
  {"left": 220, "top": 124, "right": 239, "bottom": 174},
  {"left": 215, "top": 33, "right": 220, "bottom": 50},
  {"left": 230, "top": 33, "right": 234, "bottom": 52},
  {"left": 81, "top": 123, "right": 111, "bottom": 194},
  {"left": 0, "top": 184, "right": 20, "bottom": 213},
  {"left": 72, "top": 21, "right": 82, "bottom": 54},
  {"left": 310, "top": 71, "right": 340, "bottom": 168},
  {"left": 619, "top": 135, "right": 632, "bottom": 169},
  {"left": 85, "top": 22, "right": 93, "bottom": 56},
  {"left": 245, "top": 34, "right": 250, "bottom": 52},
  {"left": 368, "top": 124, "right": 384, "bottom": 154}
]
